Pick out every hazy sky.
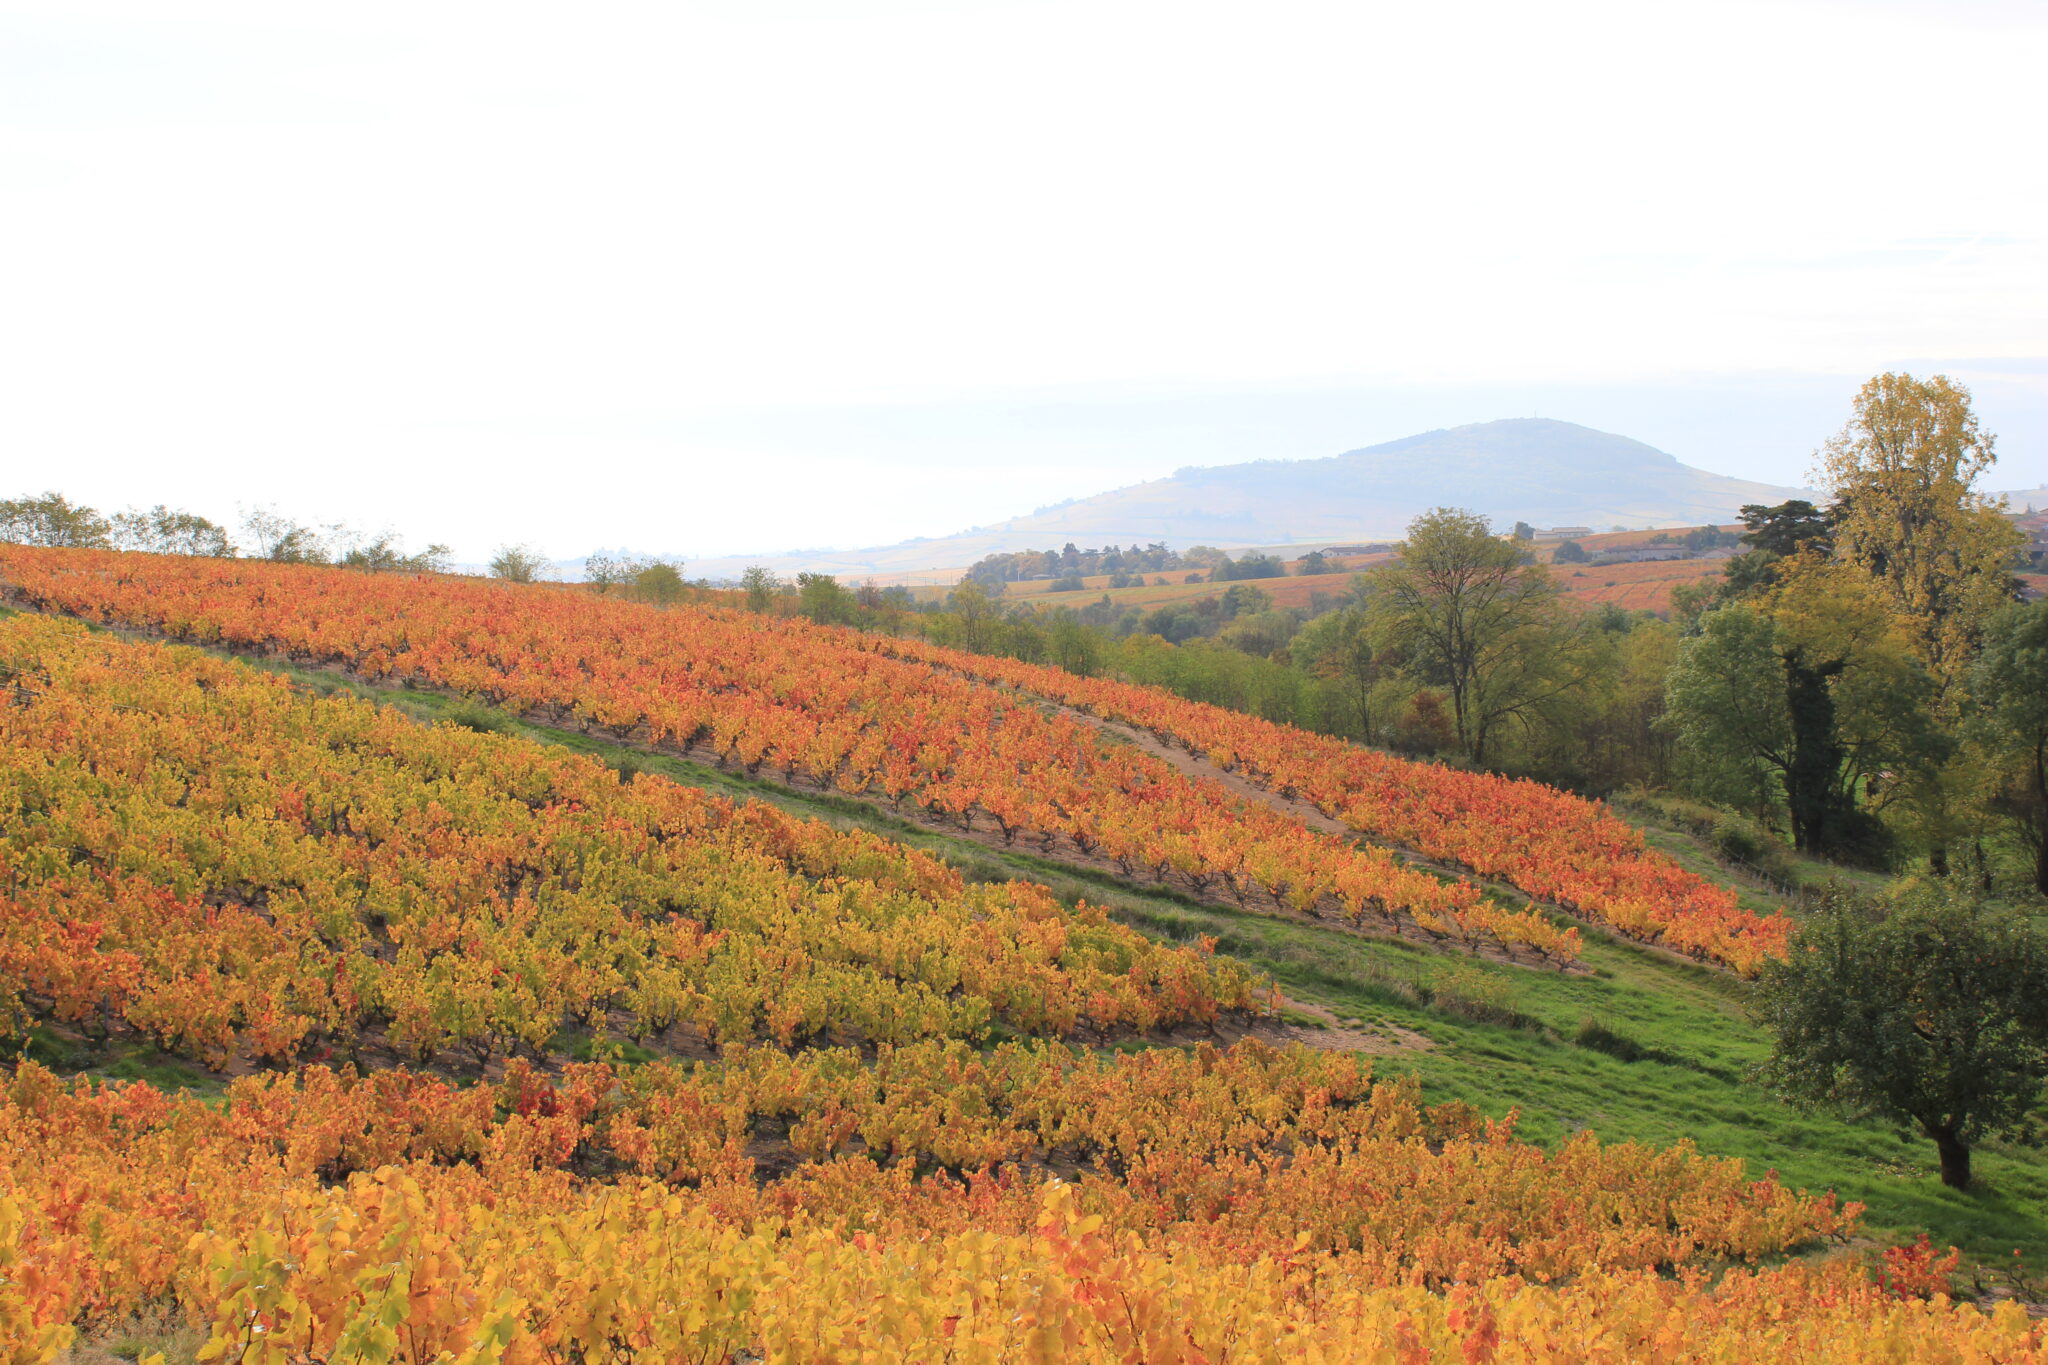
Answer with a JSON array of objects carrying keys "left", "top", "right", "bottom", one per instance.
[{"left": 5, "top": 0, "right": 2045, "bottom": 562}]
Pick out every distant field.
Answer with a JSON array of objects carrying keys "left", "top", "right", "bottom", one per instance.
[
  {"left": 1531, "top": 525, "right": 1741, "bottom": 563},
  {"left": 1006, "top": 555, "right": 1393, "bottom": 613},
  {"left": 1002, "top": 546, "right": 1727, "bottom": 618},
  {"left": 1555, "top": 557, "right": 1727, "bottom": 613}
]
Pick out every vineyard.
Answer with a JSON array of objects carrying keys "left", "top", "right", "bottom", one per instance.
[
  {"left": 861, "top": 642, "right": 1788, "bottom": 973},
  {"left": 0, "top": 548, "right": 1589, "bottom": 967},
  {"left": 1553, "top": 557, "right": 1728, "bottom": 614},
  {"left": 0, "top": 547, "right": 1786, "bottom": 969},
  {"left": 11, "top": 1019, "right": 2030, "bottom": 1361},
  {"left": 1003, "top": 565, "right": 1385, "bottom": 613},
  {"left": 0, "top": 616, "right": 1261, "bottom": 1071},
  {"left": 1, "top": 553, "right": 2042, "bottom": 1360}
]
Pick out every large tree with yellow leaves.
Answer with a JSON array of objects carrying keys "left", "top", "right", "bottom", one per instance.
[{"left": 1813, "top": 373, "right": 2024, "bottom": 698}]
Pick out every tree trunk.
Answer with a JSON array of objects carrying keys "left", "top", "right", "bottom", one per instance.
[
  {"left": 1930, "top": 1126, "right": 1972, "bottom": 1190},
  {"left": 1782, "top": 651, "right": 1853, "bottom": 856},
  {"left": 2032, "top": 743, "right": 2048, "bottom": 897}
]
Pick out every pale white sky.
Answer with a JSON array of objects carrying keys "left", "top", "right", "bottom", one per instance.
[{"left": 4, "top": 0, "right": 2044, "bottom": 562}]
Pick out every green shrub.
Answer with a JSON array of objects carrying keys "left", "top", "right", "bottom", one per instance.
[
  {"left": 1710, "top": 814, "right": 1769, "bottom": 865},
  {"left": 442, "top": 699, "right": 518, "bottom": 736}
]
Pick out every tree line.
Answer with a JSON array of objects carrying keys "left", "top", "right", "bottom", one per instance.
[
  {"left": 966, "top": 541, "right": 1310, "bottom": 592},
  {"left": 0, "top": 493, "right": 453, "bottom": 574}
]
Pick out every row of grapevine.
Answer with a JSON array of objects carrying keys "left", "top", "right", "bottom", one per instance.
[
  {"left": 163, "top": 1177, "right": 2033, "bottom": 1365},
  {"left": 1, "top": 1045, "right": 1894, "bottom": 1358},
  {"left": 0, "top": 615, "right": 1256, "bottom": 1069},
  {"left": 0, "top": 548, "right": 1582, "bottom": 964},
  {"left": 871, "top": 637, "right": 1792, "bottom": 973}
]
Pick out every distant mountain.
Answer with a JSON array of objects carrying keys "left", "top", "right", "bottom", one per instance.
[{"left": 669, "top": 418, "right": 1813, "bottom": 582}]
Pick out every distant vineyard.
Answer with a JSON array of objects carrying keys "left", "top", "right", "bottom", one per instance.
[
  {"left": 1556, "top": 557, "right": 1727, "bottom": 613},
  {"left": 0, "top": 548, "right": 1582, "bottom": 965},
  {"left": 1002, "top": 544, "right": 1728, "bottom": 617},
  {"left": 1005, "top": 563, "right": 1388, "bottom": 612}
]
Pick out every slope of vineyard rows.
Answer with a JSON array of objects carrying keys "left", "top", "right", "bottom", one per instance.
[
  {"left": 870, "top": 637, "right": 1790, "bottom": 973},
  {"left": 13, "top": 1037, "right": 2016, "bottom": 1362},
  {"left": 0, "top": 547, "right": 1788, "bottom": 969},
  {"left": 0, "top": 615, "right": 1256, "bottom": 1071},
  {"left": 0, "top": 565, "right": 2040, "bottom": 1360}
]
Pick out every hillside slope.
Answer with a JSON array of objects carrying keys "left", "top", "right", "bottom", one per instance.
[{"left": 677, "top": 419, "right": 1810, "bottom": 580}]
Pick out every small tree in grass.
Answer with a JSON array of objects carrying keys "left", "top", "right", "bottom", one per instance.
[
  {"left": 634, "top": 560, "right": 686, "bottom": 608},
  {"left": 1753, "top": 882, "right": 2048, "bottom": 1189},
  {"left": 741, "top": 565, "right": 782, "bottom": 613},
  {"left": 491, "top": 544, "right": 549, "bottom": 583}
]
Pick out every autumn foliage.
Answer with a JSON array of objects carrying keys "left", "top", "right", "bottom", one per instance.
[
  {"left": 2, "top": 1045, "right": 1975, "bottom": 1363},
  {"left": 0, "top": 565, "right": 2023, "bottom": 1361},
  {"left": 0, "top": 616, "right": 1255, "bottom": 1069},
  {"left": 0, "top": 548, "right": 1590, "bottom": 965}
]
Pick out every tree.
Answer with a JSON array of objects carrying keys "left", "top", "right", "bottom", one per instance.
[
  {"left": 1215, "top": 553, "right": 1283, "bottom": 581},
  {"left": 1754, "top": 882, "right": 2048, "bottom": 1189},
  {"left": 1681, "top": 524, "right": 1738, "bottom": 554},
  {"left": 1814, "top": 373, "right": 2024, "bottom": 693},
  {"left": 0, "top": 492, "right": 111, "bottom": 547},
  {"left": 1739, "top": 500, "right": 1835, "bottom": 559},
  {"left": 583, "top": 552, "right": 641, "bottom": 594},
  {"left": 340, "top": 534, "right": 450, "bottom": 574},
  {"left": 944, "top": 580, "right": 1000, "bottom": 651},
  {"left": 1139, "top": 606, "right": 1203, "bottom": 643},
  {"left": 741, "top": 565, "right": 783, "bottom": 613},
  {"left": 1971, "top": 600, "right": 2048, "bottom": 894},
  {"left": 1552, "top": 540, "right": 1588, "bottom": 564},
  {"left": 1770, "top": 557, "right": 1942, "bottom": 862},
  {"left": 1217, "top": 583, "right": 1272, "bottom": 620},
  {"left": 110, "top": 504, "right": 234, "bottom": 556},
  {"left": 490, "top": 545, "right": 549, "bottom": 583},
  {"left": 1046, "top": 611, "right": 1103, "bottom": 677},
  {"left": 1216, "top": 609, "right": 1296, "bottom": 659},
  {"left": 1665, "top": 560, "right": 1941, "bottom": 860},
  {"left": 241, "top": 506, "right": 331, "bottom": 564},
  {"left": 1511, "top": 521, "right": 1535, "bottom": 541},
  {"left": 1663, "top": 606, "right": 1794, "bottom": 820},
  {"left": 1296, "top": 549, "right": 1331, "bottom": 576},
  {"left": 635, "top": 560, "right": 687, "bottom": 608},
  {"left": 793, "top": 571, "right": 853, "bottom": 624},
  {"left": 1369, "top": 508, "right": 1584, "bottom": 764},
  {"left": 1573, "top": 618, "right": 1680, "bottom": 793},
  {"left": 1292, "top": 608, "right": 1380, "bottom": 742}
]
